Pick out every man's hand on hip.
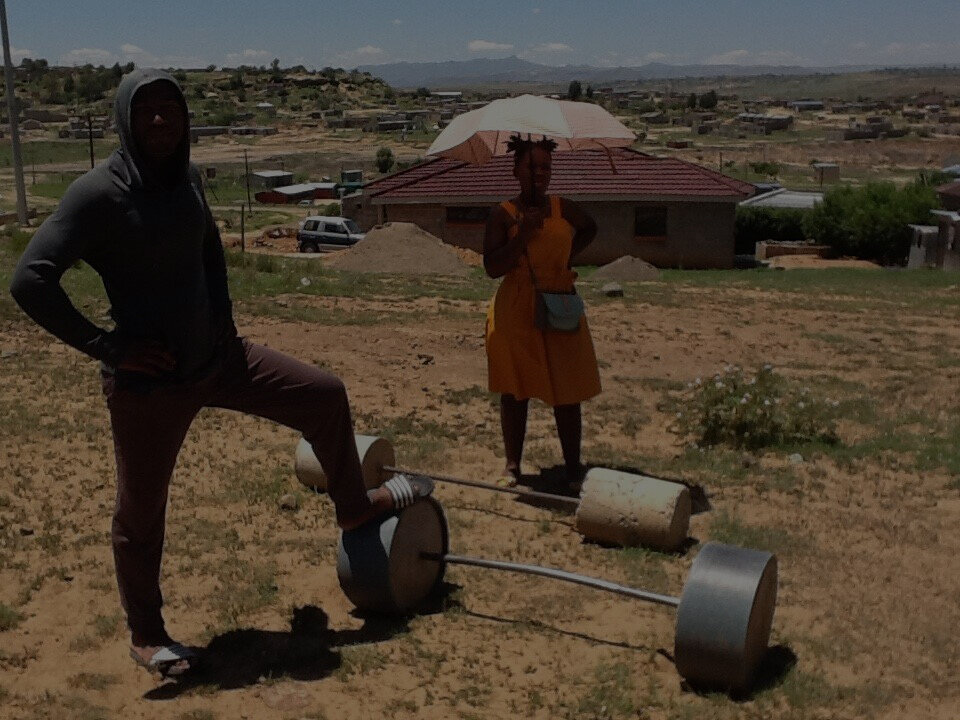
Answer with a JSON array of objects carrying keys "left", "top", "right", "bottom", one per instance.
[{"left": 117, "top": 340, "right": 176, "bottom": 376}]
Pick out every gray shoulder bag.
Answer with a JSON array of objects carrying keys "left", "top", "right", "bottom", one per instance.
[{"left": 521, "top": 237, "right": 584, "bottom": 333}]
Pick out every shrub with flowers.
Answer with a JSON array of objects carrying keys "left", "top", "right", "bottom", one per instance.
[{"left": 674, "top": 365, "right": 839, "bottom": 450}]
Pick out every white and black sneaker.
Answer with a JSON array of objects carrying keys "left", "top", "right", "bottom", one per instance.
[{"left": 383, "top": 473, "right": 435, "bottom": 509}]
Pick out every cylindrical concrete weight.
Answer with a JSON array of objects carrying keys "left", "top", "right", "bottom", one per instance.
[
  {"left": 295, "top": 435, "right": 395, "bottom": 492},
  {"left": 336, "top": 497, "right": 448, "bottom": 614},
  {"left": 574, "top": 468, "right": 691, "bottom": 551},
  {"left": 674, "top": 542, "right": 778, "bottom": 691}
]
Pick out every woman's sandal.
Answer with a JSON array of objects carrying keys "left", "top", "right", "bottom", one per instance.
[
  {"left": 383, "top": 473, "right": 435, "bottom": 509},
  {"left": 130, "top": 643, "right": 200, "bottom": 678},
  {"left": 495, "top": 470, "right": 520, "bottom": 488}
]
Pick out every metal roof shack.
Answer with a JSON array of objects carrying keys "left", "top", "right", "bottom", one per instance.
[
  {"left": 255, "top": 182, "right": 338, "bottom": 204},
  {"left": 739, "top": 188, "right": 823, "bottom": 210},
  {"left": 250, "top": 170, "right": 295, "bottom": 189}
]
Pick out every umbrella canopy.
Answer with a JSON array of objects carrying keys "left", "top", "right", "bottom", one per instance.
[{"left": 427, "top": 94, "right": 636, "bottom": 165}]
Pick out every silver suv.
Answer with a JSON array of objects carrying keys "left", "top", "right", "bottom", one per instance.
[{"left": 297, "top": 216, "right": 365, "bottom": 253}]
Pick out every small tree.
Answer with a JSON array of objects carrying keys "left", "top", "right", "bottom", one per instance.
[
  {"left": 375, "top": 147, "right": 395, "bottom": 173},
  {"left": 802, "top": 181, "right": 938, "bottom": 264},
  {"left": 567, "top": 80, "right": 582, "bottom": 101},
  {"left": 687, "top": 92, "right": 698, "bottom": 109},
  {"left": 416, "top": 86, "right": 431, "bottom": 98},
  {"left": 585, "top": 84, "right": 594, "bottom": 99}
]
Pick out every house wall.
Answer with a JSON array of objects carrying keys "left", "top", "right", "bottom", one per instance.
[
  {"left": 347, "top": 196, "right": 736, "bottom": 268},
  {"left": 346, "top": 196, "right": 736, "bottom": 268},
  {"left": 579, "top": 201, "right": 734, "bottom": 268}
]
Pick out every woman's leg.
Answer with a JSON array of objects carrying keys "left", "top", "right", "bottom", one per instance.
[
  {"left": 553, "top": 403, "right": 584, "bottom": 486},
  {"left": 500, "top": 393, "right": 529, "bottom": 481}
]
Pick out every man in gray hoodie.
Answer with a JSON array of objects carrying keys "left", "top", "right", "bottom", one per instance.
[{"left": 10, "top": 69, "right": 430, "bottom": 677}]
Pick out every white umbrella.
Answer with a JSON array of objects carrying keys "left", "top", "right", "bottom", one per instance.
[{"left": 426, "top": 94, "right": 636, "bottom": 165}]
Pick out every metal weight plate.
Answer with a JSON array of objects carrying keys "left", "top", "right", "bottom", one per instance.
[
  {"left": 674, "top": 542, "right": 778, "bottom": 691},
  {"left": 337, "top": 496, "right": 448, "bottom": 614}
]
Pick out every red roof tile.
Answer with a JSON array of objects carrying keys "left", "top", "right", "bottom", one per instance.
[{"left": 364, "top": 147, "right": 755, "bottom": 201}]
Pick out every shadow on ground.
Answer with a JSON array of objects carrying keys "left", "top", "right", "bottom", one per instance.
[
  {"left": 144, "top": 604, "right": 410, "bottom": 700},
  {"left": 463, "top": 607, "right": 651, "bottom": 652},
  {"left": 670, "top": 644, "right": 798, "bottom": 700}
]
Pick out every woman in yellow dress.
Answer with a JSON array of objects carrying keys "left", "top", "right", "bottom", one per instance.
[{"left": 484, "top": 136, "right": 601, "bottom": 489}]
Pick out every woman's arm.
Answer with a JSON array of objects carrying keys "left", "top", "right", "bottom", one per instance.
[
  {"left": 561, "top": 198, "right": 598, "bottom": 262},
  {"left": 483, "top": 205, "right": 521, "bottom": 278}
]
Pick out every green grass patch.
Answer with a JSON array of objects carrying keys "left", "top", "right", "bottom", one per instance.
[
  {"left": 14, "top": 140, "right": 119, "bottom": 167},
  {"left": 567, "top": 661, "right": 637, "bottom": 719},
  {"left": 212, "top": 559, "right": 279, "bottom": 628},
  {"left": 0, "top": 602, "right": 23, "bottom": 631},
  {"left": 335, "top": 645, "right": 387, "bottom": 680},
  {"left": 710, "top": 509, "right": 803, "bottom": 554}
]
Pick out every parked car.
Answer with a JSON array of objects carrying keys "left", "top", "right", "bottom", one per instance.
[{"left": 296, "top": 216, "right": 365, "bottom": 253}]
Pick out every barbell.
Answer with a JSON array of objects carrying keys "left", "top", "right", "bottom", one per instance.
[
  {"left": 295, "top": 436, "right": 692, "bottom": 551},
  {"left": 336, "top": 497, "right": 778, "bottom": 692}
]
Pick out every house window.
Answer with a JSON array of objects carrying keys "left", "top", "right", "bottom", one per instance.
[
  {"left": 634, "top": 206, "right": 667, "bottom": 241},
  {"left": 446, "top": 206, "right": 491, "bottom": 225}
]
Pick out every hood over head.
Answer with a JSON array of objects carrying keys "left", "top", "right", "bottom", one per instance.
[{"left": 114, "top": 68, "right": 191, "bottom": 189}]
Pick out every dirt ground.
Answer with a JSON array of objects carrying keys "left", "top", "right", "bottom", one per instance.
[{"left": 1, "top": 258, "right": 959, "bottom": 720}]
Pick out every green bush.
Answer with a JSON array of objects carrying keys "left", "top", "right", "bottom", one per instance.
[
  {"left": 802, "top": 181, "right": 938, "bottom": 264},
  {"left": 375, "top": 147, "right": 395, "bottom": 173},
  {"left": 674, "top": 365, "right": 839, "bottom": 450},
  {"left": 734, "top": 206, "right": 806, "bottom": 255}
]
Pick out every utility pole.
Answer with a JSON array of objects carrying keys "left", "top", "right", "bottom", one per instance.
[
  {"left": 87, "top": 114, "right": 95, "bottom": 168},
  {"left": 0, "top": 0, "right": 29, "bottom": 224},
  {"left": 243, "top": 148, "right": 252, "bottom": 216},
  {"left": 240, "top": 203, "right": 245, "bottom": 252}
]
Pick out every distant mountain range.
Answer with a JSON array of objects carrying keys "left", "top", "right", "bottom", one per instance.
[{"left": 357, "top": 55, "right": 915, "bottom": 89}]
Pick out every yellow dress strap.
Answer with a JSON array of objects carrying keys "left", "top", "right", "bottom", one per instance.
[{"left": 551, "top": 195, "right": 561, "bottom": 218}]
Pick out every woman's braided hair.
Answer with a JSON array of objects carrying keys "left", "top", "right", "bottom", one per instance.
[{"left": 507, "top": 134, "right": 558, "bottom": 166}]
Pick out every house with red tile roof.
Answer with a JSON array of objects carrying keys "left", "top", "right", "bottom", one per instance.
[
  {"left": 343, "top": 147, "right": 755, "bottom": 268},
  {"left": 936, "top": 180, "right": 960, "bottom": 212}
]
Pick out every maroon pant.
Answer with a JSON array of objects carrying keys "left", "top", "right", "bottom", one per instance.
[{"left": 103, "top": 337, "right": 370, "bottom": 642}]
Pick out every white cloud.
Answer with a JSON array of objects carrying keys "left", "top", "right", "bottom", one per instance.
[
  {"left": 225, "top": 48, "right": 273, "bottom": 64},
  {"left": 705, "top": 48, "right": 806, "bottom": 65},
  {"left": 392, "top": 18, "right": 403, "bottom": 25},
  {"left": 11, "top": 45, "right": 35, "bottom": 62},
  {"left": 354, "top": 45, "right": 384, "bottom": 56},
  {"left": 883, "top": 42, "right": 906, "bottom": 56},
  {"left": 851, "top": 41, "right": 869, "bottom": 51},
  {"left": 468, "top": 40, "right": 513, "bottom": 52},
  {"left": 120, "top": 43, "right": 145, "bottom": 54},
  {"left": 645, "top": 51, "right": 668, "bottom": 61},
  {"left": 59, "top": 47, "right": 117, "bottom": 66},
  {"left": 705, "top": 49, "right": 750, "bottom": 65},
  {"left": 532, "top": 7, "right": 541, "bottom": 13},
  {"left": 532, "top": 43, "right": 572, "bottom": 52}
]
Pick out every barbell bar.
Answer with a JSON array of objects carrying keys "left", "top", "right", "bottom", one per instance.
[
  {"left": 296, "top": 436, "right": 692, "bottom": 551},
  {"left": 336, "top": 497, "right": 778, "bottom": 692}
]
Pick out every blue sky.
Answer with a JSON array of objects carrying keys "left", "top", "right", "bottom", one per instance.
[{"left": 7, "top": 0, "right": 960, "bottom": 69}]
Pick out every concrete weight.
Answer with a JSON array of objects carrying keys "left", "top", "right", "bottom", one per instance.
[
  {"left": 575, "top": 468, "right": 691, "bottom": 551},
  {"left": 674, "top": 542, "right": 778, "bottom": 691},
  {"left": 336, "top": 497, "right": 448, "bottom": 614},
  {"left": 295, "top": 435, "right": 395, "bottom": 492}
]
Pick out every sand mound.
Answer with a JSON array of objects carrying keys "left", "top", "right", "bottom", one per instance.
[
  {"left": 326, "top": 222, "right": 470, "bottom": 276},
  {"left": 592, "top": 255, "right": 660, "bottom": 281},
  {"left": 768, "top": 255, "right": 882, "bottom": 270}
]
